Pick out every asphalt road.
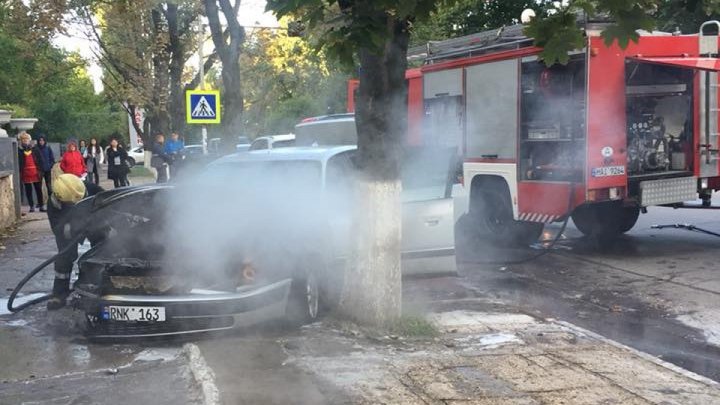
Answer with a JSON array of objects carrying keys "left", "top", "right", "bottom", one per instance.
[
  {"left": 0, "top": 196, "right": 719, "bottom": 403},
  {"left": 445, "top": 202, "right": 720, "bottom": 383}
]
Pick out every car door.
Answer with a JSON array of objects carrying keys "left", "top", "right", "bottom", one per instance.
[{"left": 401, "top": 147, "right": 458, "bottom": 276}]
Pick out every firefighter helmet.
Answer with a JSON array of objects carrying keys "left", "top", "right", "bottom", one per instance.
[{"left": 54, "top": 174, "right": 86, "bottom": 204}]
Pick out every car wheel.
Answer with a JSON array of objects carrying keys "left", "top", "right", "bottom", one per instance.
[
  {"left": 127, "top": 157, "right": 135, "bottom": 168},
  {"left": 285, "top": 270, "right": 320, "bottom": 325}
]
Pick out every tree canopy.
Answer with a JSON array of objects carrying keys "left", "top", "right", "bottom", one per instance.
[{"left": 0, "top": 1, "right": 124, "bottom": 142}]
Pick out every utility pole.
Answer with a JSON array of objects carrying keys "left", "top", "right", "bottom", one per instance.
[{"left": 198, "top": 21, "right": 208, "bottom": 155}]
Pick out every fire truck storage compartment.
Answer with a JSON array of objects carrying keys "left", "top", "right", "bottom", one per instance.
[
  {"left": 624, "top": 61, "right": 695, "bottom": 181},
  {"left": 520, "top": 55, "right": 586, "bottom": 182},
  {"left": 423, "top": 68, "right": 463, "bottom": 149},
  {"left": 464, "top": 59, "right": 518, "bottom": 160}
]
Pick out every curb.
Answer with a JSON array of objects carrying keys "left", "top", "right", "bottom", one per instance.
[
  {"left": 183, "top": 343, "right": 221, "bottom": 405},
  {"left": 551, "top": 319, "right": 720, "bottom": 388}
]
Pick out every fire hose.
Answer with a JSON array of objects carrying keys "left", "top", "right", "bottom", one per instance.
[
  {"left": 651, "top": 223, "right": 720, "bottom": 238},
  {"left": 6, "top": 233, "right": 86, "bottom": 313}
]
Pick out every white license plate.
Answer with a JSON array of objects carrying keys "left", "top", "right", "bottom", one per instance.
[
  {"left": 103, "top": 306, "right": 166, "bottom": 322},
  {"left": 591, "top": 165, "right": 626, "bottom": 177}
]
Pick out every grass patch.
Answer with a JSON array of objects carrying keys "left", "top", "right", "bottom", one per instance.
[
  {"left": 323, "top": 313, "right": 439, "bottom": 339},
  {"left": 128, "top": 166, "right": 154, "bottom": 178},
  {"left": 389, "top": 315, "right": 439, "bottom": 338}
]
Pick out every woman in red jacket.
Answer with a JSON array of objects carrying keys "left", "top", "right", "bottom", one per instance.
[{"left": 60, "top": 140, "right": 86, "bottom": 178}]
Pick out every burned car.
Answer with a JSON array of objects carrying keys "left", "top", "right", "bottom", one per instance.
[
  {"left": 71, "top": 145, "right": 457, "bottom": 339},
  {"left": 72, "top": 183, "right": 320, "bottom": 339}
]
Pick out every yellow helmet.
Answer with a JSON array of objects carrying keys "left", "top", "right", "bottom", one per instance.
[{"left": 53, "top": 174, "right": 86, "bottom": 204}]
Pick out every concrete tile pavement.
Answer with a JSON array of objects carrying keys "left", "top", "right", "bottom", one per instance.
[{"left": 281, "top": 311, "right": 720, "bottom": 404}]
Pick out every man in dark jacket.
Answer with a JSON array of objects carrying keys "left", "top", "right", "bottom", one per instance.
[
  {"left": 151, "top": 133, "right": 170, "bottom": 183},
  {"left": 46, "top": 174, "right": 104, "bottom": 310},
  {"left": 34, "top": 135, "right": 55, "bottom": 196}
]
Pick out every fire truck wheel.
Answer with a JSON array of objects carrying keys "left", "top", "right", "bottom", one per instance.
[
  {"left": 470, "top": 187, "right": 539, "bottom": 246},
  {"left": 619, "top": 206, "right": 640, "bottom": 234},
  {"left": 571, "top": 202, "right": 635, "bottom": 240},
  {"left": 516, "top": 221, "right": 544, "bottom": 245}
]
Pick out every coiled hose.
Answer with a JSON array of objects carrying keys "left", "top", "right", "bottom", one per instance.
[{"left": 7, "top": 233, "right": 86, "bottom": 313}]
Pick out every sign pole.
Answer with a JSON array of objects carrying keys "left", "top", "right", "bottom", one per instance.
[{"left": 198, "top": 22, "right": 208, "bottom": 155}]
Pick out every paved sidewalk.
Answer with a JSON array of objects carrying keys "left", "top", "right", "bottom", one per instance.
[{"left": 281, "top": 311, "right": 720, "bottom": 404}]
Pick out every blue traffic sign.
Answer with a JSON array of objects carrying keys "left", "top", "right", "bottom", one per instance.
[{"left": 186, "top": 90, "right": 221, "bottom": 124}]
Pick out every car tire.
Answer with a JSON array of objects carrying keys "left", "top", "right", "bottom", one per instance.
[
  {"left": 285, "top": 269, "right": 320, "bottom": 326},
  {"left": 127, "top": 157, "right": 135, "bottom": 168}
]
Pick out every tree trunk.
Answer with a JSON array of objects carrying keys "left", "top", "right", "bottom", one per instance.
[
  {"left": 166, "top": 3, "right": 186, "bottom": 134},
  {"left": 339, "top": 18, "right": 410, "bottom": 326},
  {"left": 150, "top": 8, "right": 171, "bottom": 137},
  {"left": 204, "top": 0, "right": 245, "bottom": 152}
]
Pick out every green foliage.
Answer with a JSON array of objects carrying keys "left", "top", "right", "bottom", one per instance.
[
  {"left": 0, "top": 3, "right": 124, "bottom": 142},
  {"left": 239, "top": 25, "right": 349, "bottom": 137},
  {"left": 654, "top": 0, "right": 720, "bottom": 34},
  {"left": 411, "top": 0, "right": 549, "bottom": 45},
  {"left": 388, "top": 315, "right": 438, "bottom": 337},
  {"left": 267, "top": 0, "right": 446, "bottom": 66},
  {"left": 525, "top": 0, "right": 659, "bottom": 65},
  {"left": 128, "top": 166, "right": 154, "bottom": 178}
]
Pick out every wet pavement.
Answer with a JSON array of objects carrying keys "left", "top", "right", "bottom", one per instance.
[
  {"left": 1, "top": 191, "right": 719, "bottom": 402},
  {"left": 440, "top": 203, "right": 720, "bottom": 383}
]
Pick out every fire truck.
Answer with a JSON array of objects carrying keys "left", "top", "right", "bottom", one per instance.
[{"left": 348, "top": 21, "right": 720, "bottom": 244}]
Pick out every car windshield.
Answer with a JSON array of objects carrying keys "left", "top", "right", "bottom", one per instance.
[{"left": 205, "top": 159, "right": 322, "bottom": 191}]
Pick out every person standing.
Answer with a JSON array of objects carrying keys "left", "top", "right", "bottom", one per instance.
[
  {"left": 78, "top": 139, "right": 88, "bottom": 156},
  {"left": 60, "top": 139, "right": 86, "bottom": 178},
  {"left": 84, "top": 137, "right": 103, "bottom": 185},
  {"left": 34, "top": 135, "right": 55, "bottom": 197},
  {"left": 106, "top": 137, "right": 129, "bottom": 188},
  {"left": 164, "top": 132, "right": 185, "bottom": 180},
  {"left": 46, "top": 174, "right": 104, "bottom": 310},
  {"left": 17, "top": 132, "right": 45, "bottom": 212},
  {"left": 151, "top": 133, "right": 170, "bottom": 183}
]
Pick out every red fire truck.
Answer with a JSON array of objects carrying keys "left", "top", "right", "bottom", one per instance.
[{"left": 348, "top": 21, "right": 720, "bottom": 244}]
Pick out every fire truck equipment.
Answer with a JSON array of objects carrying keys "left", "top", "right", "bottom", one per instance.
[{"left": 367, "top": 19, "right": 720, "bottom": 245}]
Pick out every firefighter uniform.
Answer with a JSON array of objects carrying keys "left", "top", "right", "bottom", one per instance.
[{"left": 46, "top": 174, "right": 103, "bottom": 310}]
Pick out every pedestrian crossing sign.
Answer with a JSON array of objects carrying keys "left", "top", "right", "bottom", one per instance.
[{"left": 186, "top": 90, "right": 221, "bottom": 124}]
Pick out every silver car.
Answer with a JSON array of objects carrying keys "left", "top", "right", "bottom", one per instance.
[
  {"left": 72, "top": 146, "right": 457, "bottom": 339},
  {"left": 211, "top": 146, "right": 457, "bottom": 276}
]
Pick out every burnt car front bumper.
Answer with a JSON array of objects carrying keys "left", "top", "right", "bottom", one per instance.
[{"left": 73, "top": 279, "right": 292, "bottom": 339}]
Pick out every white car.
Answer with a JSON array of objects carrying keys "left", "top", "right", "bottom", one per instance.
[
  {"left": 248, "top": 134, "right": 296, "bottom": 151},
  {"left": 294, "top": 114, "right": 356, "bottom": 146},
  {"left": 127, "top": 146, "right": 145, "bottom": 167},
  {"left": 210, "top": 145, "right": 458, "bottom": 277}
]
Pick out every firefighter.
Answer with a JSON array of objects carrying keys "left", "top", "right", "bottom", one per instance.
[{"left": 46, "top": 174, "right": 104, "bottom": 310}]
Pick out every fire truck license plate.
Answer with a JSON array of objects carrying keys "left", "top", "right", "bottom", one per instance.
[
  {"left": 591, "top": 166, "right": 625, "bottom": 177},
  {"left": 104, "top": 306, "right": 166, "bottom": 322}
]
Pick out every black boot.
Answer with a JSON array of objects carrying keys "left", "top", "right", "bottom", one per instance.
[{"left": 47, "top": 278, "right": 70, "bottom": 311}]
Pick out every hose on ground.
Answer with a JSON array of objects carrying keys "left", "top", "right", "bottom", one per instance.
[
  {"left": 651, "top": 223, "right": 720, "bottom": 238},
  {"left": 7, "top": 233, "right": 86, "bottom": 313}
]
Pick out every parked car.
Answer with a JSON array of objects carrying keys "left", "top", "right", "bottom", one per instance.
[
  {"left": 127, "top": 146, "right": 145, "bottom": 168},
  {"left": 294, "top": 114, "right": 356, "bottom": 146},
  {"left": 70, "top": 145, "right": 458, "bottom": 339},
  {"left": 248, "top": 134, "right": 296, "bottom": 151},
  {"left": 236, "top": 136, "right": 251, "bottom": 152}
]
